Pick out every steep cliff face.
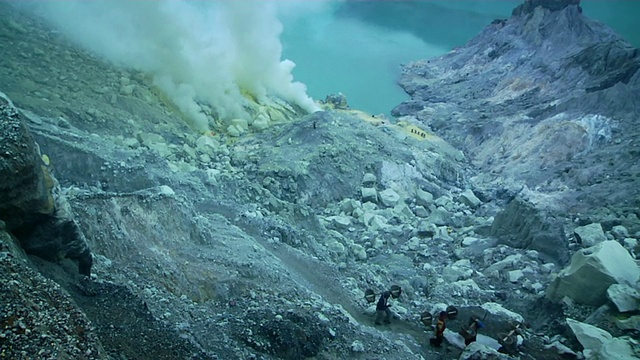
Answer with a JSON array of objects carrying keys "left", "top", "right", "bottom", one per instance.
[
  {"left": 393, "top": 1, "right": 640, "bottom": 262},
  {"left": 395, "top": 2, "right": 639, "bottom": 204}
]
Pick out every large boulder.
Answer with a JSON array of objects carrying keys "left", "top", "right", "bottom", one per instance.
[
  {"left": 378, "top": 189, "right": 400, "bottom": 207},
  {"left": 573, "top": 223, "right": 607, "bottom": 247},
  {"left": 427, "top": 207, "right": 449, "bottom": 226},
  {"left": 361, "top": 173, "right": 377, "bottom": 187},
  {"left": 417, "top": 220, "right": 436, "bottom": 237},
  {"left": 547, "top": 241, "right": 640, "bottom": 306},
  {"left": 360, "top": 187, "right": 377, "bottom": 203},
  {"left": 615, "top": 316, "right": 640, "bottom": 332},
  {"left": 610, "top": 225, "right": 630, "bottom": 240},
  {"left": 458, "top": 189, "right": 482, "bottom": 209},
  {"left": 567, "top": 319, "right": 638, "bottom": 360},
  {"left": 491, "top": 197, "right": 568, "bottom": 263},
  {"left": 597, "top": 337, "right": 639, "bottom": 360},
  {"left": 566, "top": 318, "right": 612, "bottom": 353},
  {"left": 415, "top": 188, "right": 433, "bottom": 207},
  {"left": 607, "top": 284, "right": 640, "bottom": 313}
]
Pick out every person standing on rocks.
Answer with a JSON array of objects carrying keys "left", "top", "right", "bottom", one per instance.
[
  {"left": 461, "top": 317, "right": 484, "bottom": 346},
  {"left": 374, "top": 291, "right": 392, "bottom": 325},
  {"left": 429, "top": 311, "right": 447, "bottom": 347}
]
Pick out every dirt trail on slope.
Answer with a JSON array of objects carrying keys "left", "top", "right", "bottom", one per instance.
[
  {"left": 257, "top": 240, "right": 460, "bottom": 358},
  {"left": 203, "top": 200, "right": 457, "bottom": 357}
]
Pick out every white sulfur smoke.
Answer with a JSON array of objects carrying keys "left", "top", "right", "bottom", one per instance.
[{"left": 22, "top": 0, "right": 319, "bottom": 131}]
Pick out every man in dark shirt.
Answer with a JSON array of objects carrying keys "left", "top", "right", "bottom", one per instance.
[
  {"left": 462, "top": 318, "right": 484, "bottom": 346},
  {"left": 375, "top": 291, "right": 392, "bottom": 325}
]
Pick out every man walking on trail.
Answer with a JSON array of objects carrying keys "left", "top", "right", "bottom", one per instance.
[
  {"left": 375, "top": 291, "right": 392, "bottom": 325},
  {"left": 430, "top": 311, "right": 447, "bottom": 347}
]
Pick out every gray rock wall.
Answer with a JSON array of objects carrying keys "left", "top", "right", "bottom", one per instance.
[{"left": 394, "top": 3, "right": 640, "bottom": 215}]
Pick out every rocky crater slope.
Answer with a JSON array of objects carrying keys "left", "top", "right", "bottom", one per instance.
[
  {"left": 1, "top": 1, "right": 640, "bottom": 360},
  {"left": 394, "top": 0, "right": 640, "bottom": 265}
]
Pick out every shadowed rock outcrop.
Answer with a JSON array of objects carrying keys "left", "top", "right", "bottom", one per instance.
[
  {"left": 0, "top": 92, "right": 55, "bottom": 228},
  {"left": 491, "top": 197, "right": 568, "bottom": 263},
  {"left": 0, "top": 92, "right": 92, "bottom": 275}
]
